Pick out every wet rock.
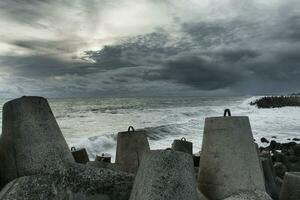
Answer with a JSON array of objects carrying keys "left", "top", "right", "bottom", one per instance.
[
  {"left": 289, "top": 155, "right": 298, "bottom": 163},
  {"left": 292, "top": 138, "right": 300, "bottom": 142},
  {"left": 261, "top": 137, "right": 269, "bottom": 144},
  {"left": 292, "top": 144, "right": 300, "bottom": 157},
  {"left": 269, "top": 141, "right": 282, "bottom": 150},
  {"left": 193, "top": 154, "right": 200, "bottom": 167},
  {"left": 272, "top": 152, "right": 288, "bottom": 165},
  {"left": 273, "top": 162, "right": 287, "bottom": 179}
]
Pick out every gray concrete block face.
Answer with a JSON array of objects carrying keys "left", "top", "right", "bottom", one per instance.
[
  {"left": 71, "top": 147, "right": 90, "bottom": 164},
  {"left": 260, "top": 158, "right": 279, "bottom": 199},
  {"left": 115, "top": 128, "right": 150, "bottom": 173},
  {"left": 0, "top": 96, "right": 74, "bottom": 187},
  {"left": 0, "top": 163, "right": 134, "bottom": 200},
  {"left": 279, "top": 172, "right": 300, "bottom": 200},
  {"left": 223, "top": 190, "right": 272, "bottom": 200},
  {"left": 129, "top": 150, "right": 202, "bottom": 200},
  {"left": 198, "top": 116, "right": 265, "bottom": 200},
  {"left": 171, "top": 137, "right": 193, "bottom": 155}
]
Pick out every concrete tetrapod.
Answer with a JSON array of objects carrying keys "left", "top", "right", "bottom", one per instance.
[
  {"left": 0, "top": 163, "right": 134, "bottom": 200},
  {"left": 279, "top": 172, "right": 300, "bottom": 200},
  {"left": 129, "top": 150, "right": 205, "bottom": 200},
  {"left": 171, "top": 137, "right": 193, "bottom": 155},
  {"left": 0, "top": 96, "right": 74, "bottom": 187},
  {"left": 115, "top": 126, "right": 150, "bottom": 173},
  {"left": 198, "top": 111, "right": 266, "bottom": 200},
  {"left": 260, "top": 157, "right": 279, "bottom": 200},
  {"left": 223, "top": 190, "right": 272, "bottom": 200},
  {"left": 71, "top": 147, "right": 90, "bottom": 164}
]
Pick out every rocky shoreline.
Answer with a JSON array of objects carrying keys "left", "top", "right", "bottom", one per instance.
[
  {"left": 0, "top": 96, "right": 299, "bottom": 200},
  {"left": 250, "top": 96, "right": 300, "bottom": 108}
]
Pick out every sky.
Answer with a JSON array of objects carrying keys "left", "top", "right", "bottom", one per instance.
[{"left": 0, "top": 0, "right": 299, "bottom": 97}]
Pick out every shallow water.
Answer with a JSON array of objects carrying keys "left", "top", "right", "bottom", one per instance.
[{"left": 0, "top": 96, "right": 299, "bottom": 160}]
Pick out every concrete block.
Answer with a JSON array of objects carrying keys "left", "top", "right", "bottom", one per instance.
[
  {"left": 0, "top": 163, "right": 134, "bottom": 200},
  {"left": 261, "top": 157, "right": 279, "bottom": 199},
  {"left": 96, "top": 154, "right": 112, "bottom": 163},
  {"left": 0, "top": 96, "right": 74, "bottom": 187},
  {"left": 86, "top": 161, "right": 122, "bottom": 172},
  {"left": 130, "top": 150, "right": 203, "bottom": 200},
  {"left": 115, "top": 126, "right": 150, "bottom": 173},
  {"left": 198, "top": 114, "right": 265, "bottom": 200},
  {"left": 171, "top": 137, "right": 193, "bottom": 155},
  {"left": 71, "top": 147, "right": 90, "bottom": 164},
  {"left": 223, "top": 190, "right": 272, "bottom": 200},
  {"left": 279, "top": 172, "right": 300, "bottom": 200}
]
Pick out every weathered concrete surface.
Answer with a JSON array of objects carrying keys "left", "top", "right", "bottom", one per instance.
[
  {"left": 71, "top": 147, "right": 90, "bottom": 164},
  {"left": 279, "top": 172, "right": 300, "bottom": 200},
  {"left": 171, "top": 137, "right": 193, "bottom": 155},
  {"left": 115, "top": 128, "right": 150, "bottom": 173},
  {"left": 0, "top": 96, "right": 74, "bottom": 187},
  {"left": 0, "top": 163, "right": 134, "bottom": 200},
  {"left": 223, "top": 190, "right": 272, "bottom": 200},
  {"left": 86, "top": 161, "right": 122, "bottom": 172},
  {"left": 130, "top": 150, "right": 203, "bottom": 200},
  {"left": 260, "top": 157, "right": 279, "bottom": 200},
  {"left": 198, "top": 116, "right": 265, "bottom": 200}
]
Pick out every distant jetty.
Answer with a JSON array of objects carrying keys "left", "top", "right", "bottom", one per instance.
[{"left": 250, "top": 96, "right": 300, "bottom": 108}]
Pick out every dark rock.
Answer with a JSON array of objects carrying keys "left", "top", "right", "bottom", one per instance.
[
  {"left": 273, "top": 162, "right": 287, "bottom": 179},
  {"left": 269, "top": 140, "right": 282, "bottom": 150},
  {"left": 193, "top": 154, "right": 200, "bottom": 167},
  {"left": 289, "top": 155, "right": 298, "bottom": 163},
  {"left": 293, "top": 144, "right": 300, "bottom": 157},
  {"left": 273, "top": 152, "right": 288, "bottom": 165},
  {"left": 292, "top": 138, "right": 300, "bottom": 141},
  {"left": 271, "top": 136, "right": 277, "bottom": 139},
  {"left": 261, "top": 137, "right": 269, "bottom": 144}
]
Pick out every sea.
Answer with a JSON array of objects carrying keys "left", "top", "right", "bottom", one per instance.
[{"left": 0, "top": 96, "right": 299, "bottom": 161}]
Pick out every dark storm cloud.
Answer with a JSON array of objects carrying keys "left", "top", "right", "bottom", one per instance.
[{"left": 1, "top": 0, "right": 300, "bottom": 97}]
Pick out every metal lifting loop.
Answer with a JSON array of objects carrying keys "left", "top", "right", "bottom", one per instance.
[
  {"left": 71, "top": 147, "right": 76, "bottom": 151},
  {"left": 181, "top": 137, "right": 186, "bottom": 141},
  {"left": 128, "top": 126, "right": 135, "bottom": 132},
  {"left": 224, "top": 109, "right": 231, "bottom": 117}
]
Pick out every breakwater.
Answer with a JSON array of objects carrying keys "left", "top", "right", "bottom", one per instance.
[
  {"left": 0, "top": 96, "right": 299, "bottom": 200},
  {"left": 250, "top": 96, "right": 300, "bottom": 108}
]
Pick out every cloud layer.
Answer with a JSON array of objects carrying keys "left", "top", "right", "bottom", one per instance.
[{"left": 0, "top": 0, "right": 299, "bottom": 97}]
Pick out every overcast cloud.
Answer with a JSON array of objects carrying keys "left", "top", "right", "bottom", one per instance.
[{"left": 0, "top": 0, "right": 299, "bottom": 97}]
